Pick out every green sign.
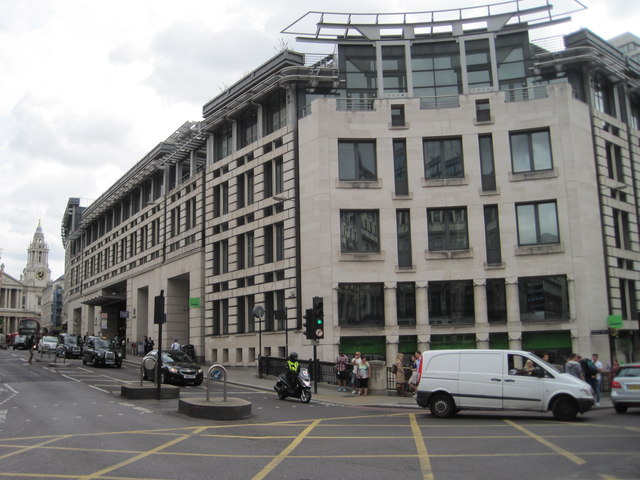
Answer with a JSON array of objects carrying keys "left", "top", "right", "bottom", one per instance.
[
  {"left": 189, "top": 297, "right": 201, "bottom": 308},
  {"left": 607, "top": 314, "right": 623, "bottom": 328}
]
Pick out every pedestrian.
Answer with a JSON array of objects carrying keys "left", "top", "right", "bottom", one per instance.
[
  {"left": 350, "top": 352, "right": 362, "bottom": 395},
  {"left": 609, "top": 358, "right": 620, "bottom": 385},
  {"left": 26, "top": 335, "right": 35, "bottom": 364},
  {"left": 143, "top": 336, "right": 152, "bottom": 355},
  {"left": 335, "top": 351, "right": 349, "bottom": 392},
  {"left": 579, "top": 354, "right": 597, "bottom": 392},
  {"left": 131, "top": 340, "right": 137, "bottom": 356},
  {"left": 592, "top": 353, "right": 604, "bottom": 406},
  {"left": 121, "top": 338, "right": 127, "bottom": 359},
  {"left": 170, "top": 339, "right": 181, "bottom": 351},
  {"left": 565, "top": 353, "right": 584, "bottom": 380},
  {"left": 356, "top": 355, "right": 370, "bottom": 396},
  {"left": 407, "top": 354, "right": 419, "bottom": 394},
  {"left": 394, "top": 353, "right": 407, "bottom": 396}
]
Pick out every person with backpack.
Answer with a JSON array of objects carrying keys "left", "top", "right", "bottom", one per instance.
[
  {"left": 579, "top": 354, "right": 597, "bottom": 392},
  {"left": 592, "top": 353, "right": 604, "bottom": 406}
]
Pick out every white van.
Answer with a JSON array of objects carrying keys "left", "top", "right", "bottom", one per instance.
[{"left": 416, "top": 349, "right": 594, "bottom": 420}]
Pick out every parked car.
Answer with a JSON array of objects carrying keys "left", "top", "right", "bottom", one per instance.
[
  {"left": 82, "top": 336, "right": 122, "bottom": 368},
  {"left": 13, "top": 335, "right": 27, "bottom": 350},
  {"left": 142, "top": 350, "right": 203, "bottom": 386},
  {"left": 37, "top": 335, "right": 58, "bottom": 353},
  {"left": 611, "top": 363, "right": 640, "bottom": 414},
  {"left": 57, "top": 334, "right": 82, "bottom": 359},
  {"left": 416, "top": 349, "right": 594, "bottom": 421}
]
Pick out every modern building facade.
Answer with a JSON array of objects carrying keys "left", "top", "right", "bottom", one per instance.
[
  {"left": 61, "top": 2, "right": 640, "bottom": 366},
  {"left": 0, "top": 223, "right": 52, "bottom": 333}
]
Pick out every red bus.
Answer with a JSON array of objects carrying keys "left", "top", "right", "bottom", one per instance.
[{"left": 18, "top": 318, "right": 40, "bottom": 339}]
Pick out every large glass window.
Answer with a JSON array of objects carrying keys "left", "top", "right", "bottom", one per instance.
[
  {"left": 339, "top": 45, "right": 377, "bottom": 98},
  {"left": 338, "top": 283, "right": 384, "bottom": 327},
  {"left": 465, "top": 38, "right": 493, "bottom": 90},
  {"left": 516, "top": 201, "right": 559, "bottom": 246},
  {"left": 423, "top": 137, "right": 463, "bottom": 179},
  {"left": 411, "top": 42, "right": 462, "bottom": 97},
  {"left": 214, "top": 122, "right": 232, "bottom": 161},
  {"left": 238, "top": 108, "right": 258, "bottom": 149},
  {"left": 427, "top": 207, "right": 468, "bottom": 251},
  {"left": 510, "top": 129, "right": 552, "bottom": 173},
  {"left": 428, "top": 280, "right": 475, "bottom": 325},
  {"left": 495, "top": 33, "right": 528, "bottom": 90},
  {"left": 479, "top": 134, "right": 496, "bottom": 191},
  {"left": 338, "top": 140, "right": 377, "bottom": 181},
  {"left": 382, "top": 45, "right": 407, "bottom": 94},
  {"left": 341, "top": 210, "right": 380, "bottom": 253},
  {"left": 519, "top": 275, "right": 569, "bottom": 322},
  {"left": 397, "top": 282, "right": 416, "bottom": 326}
]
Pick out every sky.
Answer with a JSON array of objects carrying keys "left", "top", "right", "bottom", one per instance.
[{"left": 0, "top": 0, "right": 638, "bottom": 281}]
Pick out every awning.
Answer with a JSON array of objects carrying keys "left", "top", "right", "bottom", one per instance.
[{"left": 81, "top": 294, "right": 126, "bottom": 306}]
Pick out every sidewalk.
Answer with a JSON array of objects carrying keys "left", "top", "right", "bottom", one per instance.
[
  {"left": 122, "top": 354, "right": 612, "bottom": 410},
  {"left": 122, "top": 354, "right": 419, "bottom": 408}
]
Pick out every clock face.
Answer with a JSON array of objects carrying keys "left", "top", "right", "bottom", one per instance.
[{"left": 35, "top": 270, "right": 45, "bottom": 280}]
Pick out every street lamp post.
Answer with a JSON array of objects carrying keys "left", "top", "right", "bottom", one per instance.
[{"left": 252, "top": 305, "right": 265, "bottom": 378}]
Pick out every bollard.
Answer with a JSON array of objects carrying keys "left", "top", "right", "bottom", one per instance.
[
  {"left": 206, "top": 364, "right": 227, "bottom": 402},
  {"left": 141, "top": 356, "right": 156, "bottom": 387}
]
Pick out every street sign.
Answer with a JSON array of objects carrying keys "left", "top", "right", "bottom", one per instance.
[
  {"left": 607, "top": 314, "right": 623, "bottom": 328},
  {"left": 252, "top": 305, "right": 265, "bottom": 318}
]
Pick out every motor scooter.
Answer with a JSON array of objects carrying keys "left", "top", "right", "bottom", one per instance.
[{"left": 274, "top": 368, "right": 312, "bottom": 403}]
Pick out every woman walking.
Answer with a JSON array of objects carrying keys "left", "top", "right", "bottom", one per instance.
[
  {"left": 394, "top": 353, "right": 407, "bottom": 396},
  {"left": 357, "top": 355, "right": 370, "bottom": 396}
]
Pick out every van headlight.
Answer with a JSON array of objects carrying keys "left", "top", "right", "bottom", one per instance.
[{"left": 578, "top": 387, "right": 592, "bottom": 396}]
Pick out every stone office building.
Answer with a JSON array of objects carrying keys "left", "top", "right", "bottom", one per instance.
[{"left": 61, "top": 2, "right": 640, "bottom": 366}]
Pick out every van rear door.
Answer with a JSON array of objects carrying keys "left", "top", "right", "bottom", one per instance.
[{"left": 458, "top": 351, "right": 503, "bottom": 409}]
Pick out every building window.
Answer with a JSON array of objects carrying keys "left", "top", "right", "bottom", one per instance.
[
  {"left": 486, "top": 278, "right": 507, "bottom": 324},
  {"left": 397, "top": 282, "right": 416, "bottom": 326},
  {"left": 247, "top": 232, "right": 255, "bottom": 268},
  {"left": 479, "top": 134, "right": 496, "bottom": 191},
  {"left": 427, "top": 207, "right": 468, "bottom": 251},
  {"left": 484, "top": 205, "right": 502, "bottom": 265},
  {"left": 340, "top": 210, "right": 380, "bottom": 253},
  {"left": 382, "top": 45, "right": 407, "bottom": 94},
  {"left": 475, "top": 99, "right": 491, "bottom": 122},
  {"left": 516, "top": 200, "right": 559, "bottom": 246},
  {"left": 186, "top": 197, "right": 196, "bottom": 230},
  {"left": 613, "top": 209, "right": 632, "bottom": 250},
  {"left": 275, "top": 222, "right": 284, "bottom": 261},
  {"left": 391, "top": 105, "right": 405, "bottom": 126},
  {"left": 238, "top": 107, "right": 258, "bottom": 148},
  {"left": 423, "top": 137, "right": 463, "bottom": 179},
  {"left": 396, "top": 209, "right": 412, "bottom": 268},
  {"left": 465, "top": 38, "right": 493, "bottom": 90},
  {"left": 339, "top": 45, "right": 377, "bottom": 98},
  {"left": 263, "top": 162, "right": 273, "bottom": 198},
  {"left": 428, "top": 280, "right": 474, "bottom": 325},
  {"left": 237, "top": 298, "right": 246, "bottom": 334},
  {"left": 605, "top": 142, "right": 624, "bottom": 182},
  {"left": 264, "top": 225, "right": 273, "bottom": 263},
  {"left": 510, "top": 129, "right": 552, "bottom": 173},
  {"left": 620, "top": 279, "right": 638, "bottom": 321},
  {"left": 519, "top": 275, "right": 569, "bottom": 322},
  {"left": 274, "top": 157, "right": 284, "bottom": 194},
  {"left": 214, "top": 122, "right": 233, "bottom": 161},
  {"left": 222, "top": 182, "right": 229, "bottom": 215},
  {"left": 338, "top": 140, "right": 377, "bottom": 181},
  {"left": 246, "top": 170, "right": 254, "bottom": 205},
  {"left": 393, "top": 139, "right": 409, "bottom": 195},
  {"left": 411, "top": 41, "right": 462, "bottom": 98},
  {"left": 264, "top": 89, "right": 287, "bottom": 134},
  {"left": 337, "top": 283, "right": 384, "bottom": 327},
  {"left": 594, "top": 76, "right": 615, "bottom": 117},
  {"left": 236, "top": 174, "right": 245, "bottom": 209},
  {"left": 495, "top": 32, "right": 528, "bottom": 90}
]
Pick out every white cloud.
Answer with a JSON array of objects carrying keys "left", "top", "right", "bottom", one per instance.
[{"left": 0, "top": 0, "right": 639, "bottom": 280}]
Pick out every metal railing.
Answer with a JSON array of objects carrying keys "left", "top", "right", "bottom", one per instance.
[
  {"left": 420, "top": 95, "right": 460, "bottom": 110},
  {"left": 504, "top": 85, "right": 548, "bottom": 103},
  {"left": 336, "top": 98, "right": 375, "bottom": 111}
]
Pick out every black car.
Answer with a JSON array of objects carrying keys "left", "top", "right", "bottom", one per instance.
[
  {"left": 82, "top": 336, "right": 122, "bottom": 368},
  {"left": 57, "top": 334, "right": 82, "bottom": 359},
  {"left": 142, "top": 350, "right": 203, "bottom": 385},
  {"left": 13, "top": 335, "right": 27, "bottom": 350}
]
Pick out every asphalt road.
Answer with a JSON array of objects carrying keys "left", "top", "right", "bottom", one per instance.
[{"left": 1, "top": 349, "right": 639, "bottom": 480}]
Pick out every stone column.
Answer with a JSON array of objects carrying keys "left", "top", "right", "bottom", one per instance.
[
  {"left": 474, "top": 279, "right": 489, "bottom": 349},
  {"left": 506, "top": 277, "right": 522, "bottom": 350}
]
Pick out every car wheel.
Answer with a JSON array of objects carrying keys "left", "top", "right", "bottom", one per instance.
[
  {"left": 614, "top": 404, "right": 628, "bottom": 414},
  {"left": 92, "top": 356, "right": 99, "bottom": 367},
  {"left": 429, "top": 393, "right": 456, "bottom": 419},
  {"left": 552, "top": 396, "right": 578, "bottom": 421},
  {"left": 116, "top": 363, "right": 122, "bottom": 369}
]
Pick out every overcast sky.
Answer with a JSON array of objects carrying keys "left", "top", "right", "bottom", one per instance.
[{"left": 0, "top": 0, "right": 637, "bottom": 280}]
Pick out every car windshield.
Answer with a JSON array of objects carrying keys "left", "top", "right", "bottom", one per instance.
[
  {"left": 617, "top": 366, "right": 640, "bottom": 377},
  {"left": 43, "top": 336, "right": 57, "bottom": 343},
  {"left": 64, "top": 336, "right": 78, "bottom": 345},
  {"left": 16, "top": 336, "right": 25, "bottom": 341},
  {"left": 163, "top": 351, "right": 194, "bottom": 363},
  {"left": 94, "top": 339, "right": 110, "bottom": 348}
]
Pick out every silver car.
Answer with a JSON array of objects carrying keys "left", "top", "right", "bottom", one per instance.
[
  {"left": 37, "top": 335, "right": 58, "bottom": 353},
  {"left": 611, "top": 363, "right": 640, "bottom": 414}
]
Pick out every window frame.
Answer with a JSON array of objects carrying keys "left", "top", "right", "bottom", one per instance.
[
  {"left": 338, "top": 140, "right": 378, "bottom": 181},
  {"left": 427, "top": 207, "right": 469, "bottom": 251},
  {"left": 423, "top": 136, "right": 464, "bottom": 180},
  {"left": 509, "top": 129, "right": 553, "bottom": 174},
  {"left": 515, "top": 200, "right": 560, "bottom": 246},
  {"left": 340, "top": 209, "right": 381, "bottom": 253}
]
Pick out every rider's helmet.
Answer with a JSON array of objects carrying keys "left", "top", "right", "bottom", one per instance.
[{"left": 289, "top": 352, "right": 298, "bottom": 361}]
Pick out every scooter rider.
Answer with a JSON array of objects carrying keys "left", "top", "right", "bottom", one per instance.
[{"left": 286, "top": 352, "right": 300, "bottom": 391}]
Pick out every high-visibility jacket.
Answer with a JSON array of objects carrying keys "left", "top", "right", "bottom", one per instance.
[{"left": 287, "top": 360, "right": 300, "bottom": 373}]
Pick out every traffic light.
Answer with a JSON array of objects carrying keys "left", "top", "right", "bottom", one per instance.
[
  {"left": 312, "top": 296, "right": 324, "bottom": 339},
  {"left": 303, "top": 308, "right": 314, "bottom": 339}
]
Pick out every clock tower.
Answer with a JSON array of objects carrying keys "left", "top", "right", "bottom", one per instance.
[{"left": 22, "top": 221, "right": 51, "bottom": 287}]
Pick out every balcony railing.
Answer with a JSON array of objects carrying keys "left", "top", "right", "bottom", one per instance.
[
  {"left": 336, "top": 98, "right": 376, "bottom": 111},
  {"left": 504, "top": 85, "right": 548, "bottom": 103},
  {"left": 420, "top": 95, "right": 460, "bottom": 110}
]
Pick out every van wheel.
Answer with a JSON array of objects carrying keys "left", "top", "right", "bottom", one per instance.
[
  {"left": 429, "top": 393, "right": 456, "bottom": 418},
  {"left": 552, "top": 396, "right": 578, "bottom": 421}
]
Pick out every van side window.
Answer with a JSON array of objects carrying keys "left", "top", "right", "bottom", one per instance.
[{"left": 508, "top": 354, "right": 538, "bottom": 376}]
